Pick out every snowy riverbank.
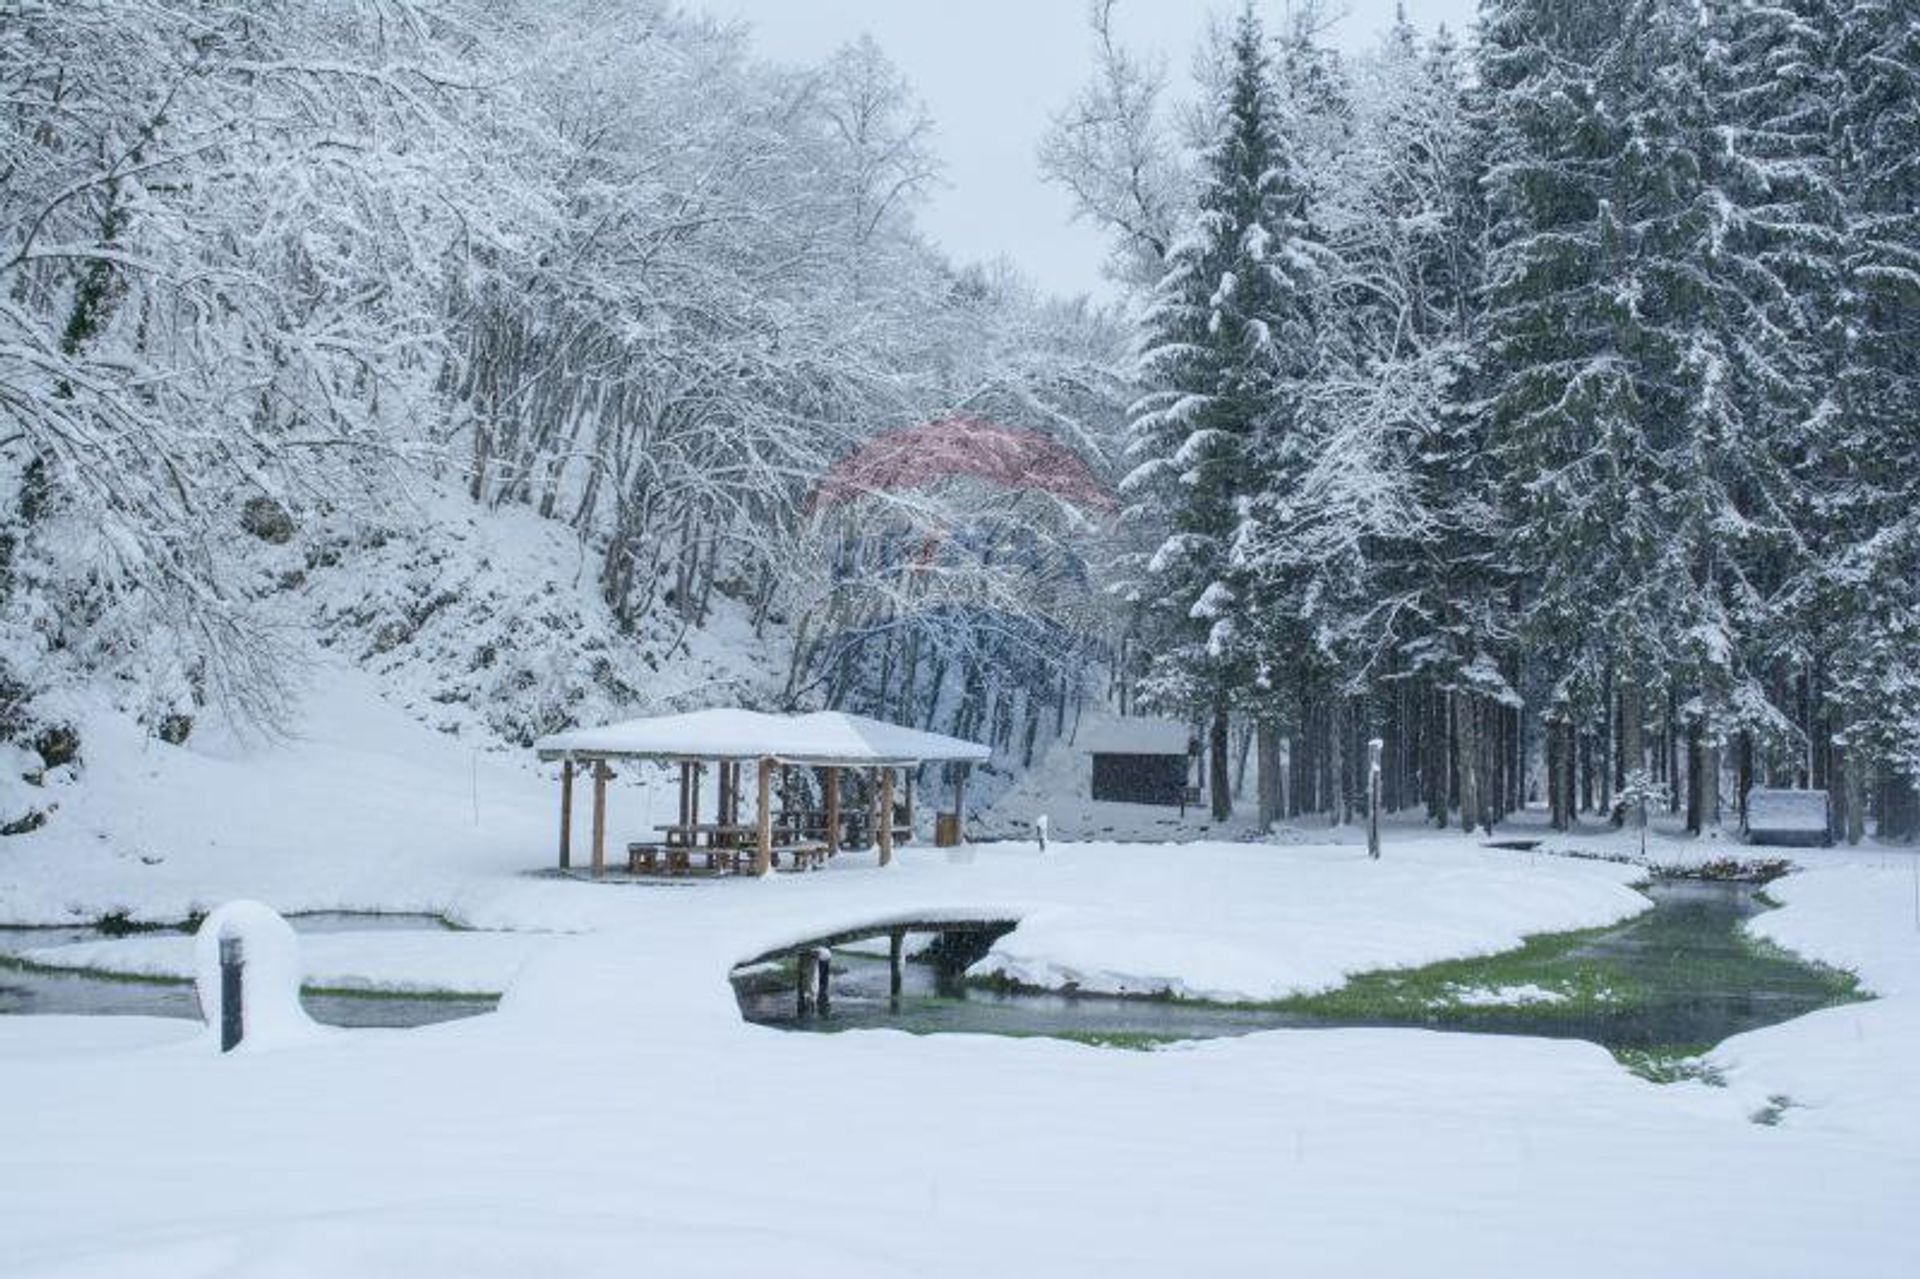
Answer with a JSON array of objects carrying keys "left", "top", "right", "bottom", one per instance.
[{"left": 3, "top": 674, "right": 1917, "bottom": 1277}]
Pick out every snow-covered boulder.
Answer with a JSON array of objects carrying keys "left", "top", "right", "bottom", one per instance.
[{"left": 193, "top": 902, "right": 325, "bottom": 1051}]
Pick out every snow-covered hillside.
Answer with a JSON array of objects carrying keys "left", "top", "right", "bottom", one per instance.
[{"left": 0, "top": 481, "right": 790, "bottom": 923}]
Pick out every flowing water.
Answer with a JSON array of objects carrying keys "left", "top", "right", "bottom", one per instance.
[
  {"left": 1, "top": 882, "right": 1861, "bottom": 1049},
  {"left": 736, "top": 878, "right": 1864, "bottom": 1054},
  {"left": 0, "top": 914, "right": 497, "bottom": 1029}
]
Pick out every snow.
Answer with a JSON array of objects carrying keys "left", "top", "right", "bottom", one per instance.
[
  {"left": 965, "top": 841, "right": 1647, "bottom": 1002},
  {"left": 0, "top": 663, "right": 563, "bottom": 925},
  {"left": 1, "top": 679, "right": 1917, "bottom": 1275},
  {"left": 23, "top": 928, "right": 550, "bottom": 998},
  {"left": 1747, "top": 787, "right": 1832, "bottom": 836},
  {"left": 1071, "top": 713, "right": 1192, "bottom": 756},
  {"left": 978, "top": 712, "right": 1217, "bottom": 842},
  {"left": 4, "top": 855, "right": 1918, "bottom": 1277},
  {"left": 190, "top": 902, "right": 324, "bottom": 1051},
  {"left": 535, "top": 708, "right": 992, "bottom": 766},
  {"left": 1448, "top": 982, "right": 1568, "bottom": 1007}
]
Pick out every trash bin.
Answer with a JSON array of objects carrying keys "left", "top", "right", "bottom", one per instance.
[{"left": 934, "top": 812, "right": 962, "bottom": 847}]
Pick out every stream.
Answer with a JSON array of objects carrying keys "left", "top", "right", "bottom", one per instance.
[
  {"left": 735, "top": 878, "right": 1863, "bottom": 1054},
  {"left": 0, "top": 914, "right": 498, "bottom": 1029}
]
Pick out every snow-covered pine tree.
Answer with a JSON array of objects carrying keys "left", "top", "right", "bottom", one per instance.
[
  {"left": 1242, "top": 3, "right": 1373, "bottom": 828},
  {"left": 1121, "top": 4, "right": 1317, "bottom": 821},
  {"left": 1706, "top": 0, "right": 1851, "bottom": 830},
  {"left": 1478, "top": 0, "right": 1649, "bottom": 820},
  {"left": 1322, "top": 14, "right": 1513, "bottom": 833},
  {"left": 1821, "top": 0, "right": 1920, "bottom": 837},
  {"left": 1600, "top": 0, "right": 1787, "bottom": 834}
]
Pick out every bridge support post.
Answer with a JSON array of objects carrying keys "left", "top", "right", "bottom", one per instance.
[
  {"left": 814, "top": 947, "right": 832, "bottom": 1017},
  {"left": 888, "top": 928, "right": 905, "bottom": 1002}
]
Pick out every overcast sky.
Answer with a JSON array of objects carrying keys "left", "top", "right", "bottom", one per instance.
[{"left": 690, "top": 1, "right": 1477, "bottom": 299}]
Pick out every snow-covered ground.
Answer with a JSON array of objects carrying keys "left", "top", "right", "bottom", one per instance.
[{"left": 2, "top": 672, "right": 1917, "bottom": 1276}]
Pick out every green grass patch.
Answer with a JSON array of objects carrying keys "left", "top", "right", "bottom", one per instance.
[
  {"left": 1262, "top": 924, "right": 1627, "bottom": 1022},
  {"left": 1047, "top": 1029, "right": 1180, "bottom": 1051},
  {"left": 1613, "top": 1046, "right": 1726, "bottom": 1086},
  {"left": 301, "top": 984, "right": 499, "bottom": 1002},
  {"left": 0, "top": 953, "right": 193, "bottom": 987}
]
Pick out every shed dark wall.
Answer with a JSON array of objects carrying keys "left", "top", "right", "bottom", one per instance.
[{"left": 1091, "top": 752, "right": 1189, "bottom": 806}]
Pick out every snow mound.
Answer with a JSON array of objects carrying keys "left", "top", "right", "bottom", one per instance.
[{"left": 193, "top": 902, "right": 325, "bottom": 1051}]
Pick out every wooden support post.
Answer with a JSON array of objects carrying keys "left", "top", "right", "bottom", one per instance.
[
  {"left": 903, "top": 771, "right": 914, "bottom": 843},
  {"left": 689, "top": 761, "right": 702, "bottom": 827},
  {"left": 888, "top": 928, "right": 905, "bottom": 1002},
  {"left": 953, "top": 765, "right": 967, "bottom": 843},
  {"left": 754, "top": 756, "right": 773, "bottom": 877},
  {"left": 678, "top": 762, "right": 692, "bottom": 827},
  {"left": 878, "top": 768, "right": 895, "bottom": 867},
  {"left": 558, "top": 760, "right": 574, "bottom": 870},
  {"left": 591, "top": 759, "right": 610, "bottom": 878},
  {"left": 824, "top": 766, "right": 840, "bottom": 854}
]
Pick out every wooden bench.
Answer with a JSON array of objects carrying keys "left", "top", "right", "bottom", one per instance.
[
  {"left": 780, "top": 843, "right": 831, "bottom": 872},
  {"left": 627, "top": 844, "right": 700, "bottom": 874}
]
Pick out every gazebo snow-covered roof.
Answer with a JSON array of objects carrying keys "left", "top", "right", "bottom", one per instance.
[
  {"left": 534, "top": 708, "right": 990, "bottom": 878},
  {"left": 535, "top": 709, "right": 991, "bottom": 767}
]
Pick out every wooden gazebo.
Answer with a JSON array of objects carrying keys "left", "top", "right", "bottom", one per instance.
[{"left": 534, "top": 709, "right": 990, "bottom": 878}]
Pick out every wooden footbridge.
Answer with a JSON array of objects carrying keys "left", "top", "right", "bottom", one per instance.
[{"left": 735, "top": 916, "right": 1019, "bottom": 1013}]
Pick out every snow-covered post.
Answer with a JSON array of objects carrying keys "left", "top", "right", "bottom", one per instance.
[
  {"left": 195, "top": 902, "right": 317, "bottom": 1052},
  {"left": 558, "top": 760, "right": 574, "bottom": 870},
  {"left": 1366, "top": 739, "right": 1383, "bottom": 860},
  {"left": 218, "top": 935, "right": 244, "bottom": 1052},
  {"left": 1035, "top": 814, "right": 1049, "bottom": 853},
  {"left": 814, "top": 947, "right": 832, "bottom": 1016}
]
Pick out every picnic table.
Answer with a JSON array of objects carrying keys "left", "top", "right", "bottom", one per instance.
[{"left": 629, "top": 821, "right": 832, "bottom": 874}]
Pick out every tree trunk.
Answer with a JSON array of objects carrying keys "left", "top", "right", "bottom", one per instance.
[
  {"left": 1255, "top": 719, "right": 1281, "bottom": 833},
  {"left": 1454, "top": 691, "right": 1481, "bottom": 835},
  {"left": 1880, "top": 769, "right": 1919, "bottom": 842},
  {"left": 1547, "top": 714, "right": 1570, "bottom": 831},
  {"left": 1700, "top": 733, "right": 1721, "bottom": 835},
  {"left": 1331, "top": 695, "right": 1349, "bottom": 826},
  {"left": 1840, "top": 736, "right": 1865, "bottom": 846},
  {"left": 1736, "top": 730, "right": 1753, "bottom": 832},
  {"left": 1686, "top": 718, "right": 1703, "bottom": 834},
  {"left": 1208, "top": 706, "right": 1232, "bottom": 822}
]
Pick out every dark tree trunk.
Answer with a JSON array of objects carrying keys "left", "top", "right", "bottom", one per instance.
[
  {"left": 1256, "top": 719, "right": 1281, "bottom": 833},
  {"left": 1208, "top": 705, "right": 1231, "bottom": 822}
]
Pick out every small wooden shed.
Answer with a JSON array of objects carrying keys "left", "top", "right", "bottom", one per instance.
[{"left": 1075, "top": 717, "right": 1196, "bottom": 808}]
